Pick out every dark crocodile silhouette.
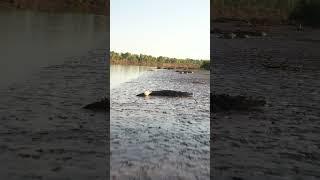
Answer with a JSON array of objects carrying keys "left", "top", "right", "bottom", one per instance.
[
  {"left": 83, "top": 97, "right": 109, "bottom": 112},
  {"left": 211, "top": 93, "right": 266, "bottom": 112},
  {"left": 137, "top": 90, "right": 193, "bottom": 97},
  {"left": 175, "top": 70, "right": 194, "bottom": 74}
]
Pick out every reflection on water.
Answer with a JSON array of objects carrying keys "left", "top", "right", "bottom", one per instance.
[
  {"left": 111, "top": 69, "right": 210, "bottom": 179},
  {"left": 0, "top": 9, "right": 107, "bottom": 89},
  {"left": 110, "top": 65, "right": 151, "bottom": 89}
]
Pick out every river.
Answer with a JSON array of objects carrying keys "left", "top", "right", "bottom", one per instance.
[
  {"left": 110, "top": 65, "right": 151, "bottom": 89},
  {"left": 0, "top": 9, "right": 107, "bottom": 89}
]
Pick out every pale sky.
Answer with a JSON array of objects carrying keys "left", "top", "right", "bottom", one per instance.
[{"left": 110, "top": 0, "right": 210, "bottom": 60}]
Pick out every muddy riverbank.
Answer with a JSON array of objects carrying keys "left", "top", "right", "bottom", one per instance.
[
  {"left": 0, "top": 49, "right": 108, "bottom": 180},
  {"left": 111, "top": 68, "right": 210, "bottom": 179},
  {"left": 212, "top": 22, "right": 320, "bottom": 179}
]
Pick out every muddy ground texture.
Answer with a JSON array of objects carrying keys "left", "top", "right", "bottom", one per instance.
[
  {"left": 0, "top": 50, "right": 108, "bottom": 180},
  {"left": 110, "top": 69, "right": 210, "bottom": 180},
  {"left": 212, "top": 21, "right": 320, "bottom": 179}
]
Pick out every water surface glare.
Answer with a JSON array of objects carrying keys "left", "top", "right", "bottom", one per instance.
[{"left": 110, "top": 65, "right": 151, "bottom": 89}]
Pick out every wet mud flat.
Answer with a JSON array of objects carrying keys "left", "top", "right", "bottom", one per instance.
[
  {"left": 111, "top": 69, "right": 210, "bottom": 179},
  {"left": 212, "top": 23, "right": 320, "bottom": 179},
  {"left": 0, "top": 49, "right": 108, "bottom": 180}
]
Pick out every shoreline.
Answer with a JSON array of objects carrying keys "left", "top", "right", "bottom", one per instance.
[{"left": 111, "top": 62, "right": 206, "bottom": 70}]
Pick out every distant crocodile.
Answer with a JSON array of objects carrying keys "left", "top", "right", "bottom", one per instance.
[{"left": 137, "top": 90, "right": 193, "bottom": 97}]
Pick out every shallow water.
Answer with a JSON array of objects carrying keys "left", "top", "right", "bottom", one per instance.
[
  {"left": 0, "top": 9, "right": 107, "bottom": 89},
  {"left": 110, "top": 69, "right": 210, "bottom": 179},
  {"left": 110, "top": 65, "right": 151, "bottom": 89}
]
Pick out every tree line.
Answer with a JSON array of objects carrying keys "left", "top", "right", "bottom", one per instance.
[
  {"left": 213, "top": 0, "right": 300, "bottom": 21},
  {"left": 111, "top": 51, "right": 210, "bottom": 70},
  {"left": 213, "top": 0, "right": 319, "bottom": 26},
  {"left": 290, "top": 0, "right": 320, "bottom": 27},
  {"left": 0, "top": 0, "right": 107, "bottom": 15}
]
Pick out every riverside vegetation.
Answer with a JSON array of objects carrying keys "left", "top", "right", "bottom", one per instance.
[
  {"left": 213, "top": 0, "right": 299, "bottom": 22},
  {"left": 111, "top": 51, "right": 210, "bottom": 70},
  {"left": 0, "top": 0, "right": 108, "bottom": 15},
  {"left": 289, "top": 0, "right": 320, "bottom": 27},
  {"left": 213, "top": 0, "right": 320, "bottom": 26}
]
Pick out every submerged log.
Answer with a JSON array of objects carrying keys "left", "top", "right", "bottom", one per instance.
[
  {"left": 83, "top": 97, "right": 109, "bottom": 112},
  {"left": 137, "top": 90, "right": 193, "bottom": 97}
]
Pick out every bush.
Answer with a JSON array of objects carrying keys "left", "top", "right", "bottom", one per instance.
[
  {"left": 290, "top": 0, "right": 320, "bottom": 27},
  {"left": 200, "top": 61, "right": 210, "bottom": 70}
]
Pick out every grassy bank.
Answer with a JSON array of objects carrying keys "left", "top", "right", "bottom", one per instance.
[
  {"left": 0, "top": 0, "right": 108, "bottom": 15},
  {"left": 111, "top": 51, "right": 210, "bottom": 70}
]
